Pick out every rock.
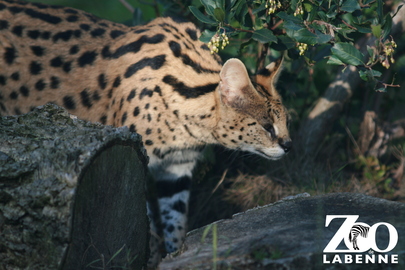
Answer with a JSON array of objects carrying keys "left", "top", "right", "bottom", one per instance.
[
  {"left": 160, "top": 193, "right": 405, "bottom": 269},
  {"left": 0, "top": 104, "right": 150, "bottom": 270}
]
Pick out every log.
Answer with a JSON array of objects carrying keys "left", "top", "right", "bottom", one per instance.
[{"left": 0, "top": 104, "right": 149, "bottom": 270}]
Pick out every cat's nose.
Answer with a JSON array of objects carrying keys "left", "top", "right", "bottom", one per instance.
[{"left": 279, "top": 138, "right": 292, "bottom": 153}]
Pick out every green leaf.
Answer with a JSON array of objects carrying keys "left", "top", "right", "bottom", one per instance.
[
  {"left": 292, "top": 28, "right": 332, "bottom": 45},
  {"left": 327, "top": 55, "right": 345, "bottom": 65},
  {"left": 189, "top": 6, "right": 217, "bottom": 25},
  {"left": 252, "top": 2, "right": 267, "bottom": 14},
  {"left": 303, "top": 3, "right": 313, "bottom": 12},
  {"left": 340, "top": 0, "right": 360, "bottom": 12},
  {"left": 233, "top": 0, "right": 248, "bottom": 25},
  {"left": 382, "top": 14, "right": 393, "bottom": 40},
  {"left": 200, "top": 0, "right": 217, "bottom": 17},
  {"left": 377, "top": 0, "right": 383, "bottom": 23},
  {"left": 200, "top": 29, "right": 216, "bottom": 43},
  {"left": 277, "top": 11, "right": 302, "bottom": 24},
  {"left": 331, "top": 42, "right": 365, "bottom": 66},
  {"left": 284, "top": 21, "right": 303, "bottom": 31},
  {"left": 326, "top": 5, "right": 338, "bottom": 18},
  {"left": 278, "top": 36, "right": 296, "bottom": 49},
  {"left": 213, "top": 7, "right": 225, "bottom": 22},
  {"left": 359, "top": 69, "right": 382, "bottom": 81},
  {"left": 371, "top": 24, "right": 382, "bottom": 38},
  {"left": 252, "top": 28, "right": 277, "bottom": 43}
]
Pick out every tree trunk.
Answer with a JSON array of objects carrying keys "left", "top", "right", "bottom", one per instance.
[{"left": 0, "top": 104, "right": 149, "bottom": 270}]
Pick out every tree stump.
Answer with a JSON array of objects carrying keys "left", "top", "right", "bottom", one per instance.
[{"left": 0, "top": 104, "right": 149, "bottom": 270}]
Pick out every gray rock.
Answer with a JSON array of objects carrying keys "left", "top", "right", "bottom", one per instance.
[{"left": 160, "top": 193, "right": 405, "bottom": 269}]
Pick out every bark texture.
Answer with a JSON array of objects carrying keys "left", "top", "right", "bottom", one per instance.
[{"left": 0, "top": 104, "right": 149, "bottom": 270}]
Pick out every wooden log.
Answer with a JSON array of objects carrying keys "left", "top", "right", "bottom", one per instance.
[{"left": 0, "top": 104, "right": 149, "bottom": 270}]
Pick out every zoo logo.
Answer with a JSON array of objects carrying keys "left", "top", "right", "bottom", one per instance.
[{"left": 324, "top": 215, "right": 399, "bottom": 253}]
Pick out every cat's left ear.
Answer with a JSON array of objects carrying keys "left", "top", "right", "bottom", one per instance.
[{"left": 255, "top": 57, "right": 283, "bottom": 95}]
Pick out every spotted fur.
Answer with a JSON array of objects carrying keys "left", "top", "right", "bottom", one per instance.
[{"left": 0, "top": 0, "right": 292, "bottom": 267}]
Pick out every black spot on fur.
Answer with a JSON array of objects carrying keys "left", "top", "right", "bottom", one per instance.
[
  {"left": 185, "top": 28, "right": 198, "bottom": 41},
  {"left": 19, "top": 86, "right": 29, "bottom": 97},
  {"left": 0, "top": 3, "right": 5, "bottom": 11},
  {"left": 50, "top": 76, "right": 60, "bottom": 89},
  {"left": 110, "top": 30, "right": 125, "bottom": 39},
  {"left": 73, "top": 29, "right": 82, "bottom": 38},
  {"left": 64, "top": 8, "right": 78, "bottom": 14},
  {"left": 145, "top": 140, "right": 153, "bottom": 145},
  {"left": 14, "top": 107, "right": 22, "bottom": 115},
  {"left": 247, "top": 122, "right": 257, "bottom": 126},
  {"left": 11, "top": 72, "right": 19, "bottom": 81},
  {"left": 69, "top": 45, "right": 79, "bottom": 54},
  {"left": 1, "top": 75, "right": 7, "bottom": 85},
  {"left": 156, "top": 176, "right": 191, "bottom": 198},
  {"left": 139, "top": 88, "right": 154, "bottom": 100},
  {"left": 4, "top": 47, "right": 17, "bottom": 64},
  {"left": 129, "top": 124, "right": 136, "bottom": 132},
  {"left": 166, "top": 224, "right": 175, "bottom": 233},
  {"left": 172, "top": 200, "right": 187, "bottom": 214},
  {"left": 63, "top": 96, "right": 76, "bottom": 110},
  {"left": 169, "top": 41, "right": 181, "bottom": 57},
  {"left": 121, "top": 112, "right": 127, "bottom": 125},
  {"left": 66, "top": 15, "right": 78, "bottom": 22},
  {"left": 30, "top": 46, "right": 45, "bottom": 56},
  {"left": 84, "top": 13, "right": 99, "bottom": 23},
  {"left": 113, "top": 76, "right": 121, "bottom": 88},
  {"left": 98, "top": 73, "right": 107, "bottom": 89},
  {"left": 35, "top": 79, "right": 46, "bottom": 91},
  {"left": 63, "top": 61, "right": 72, "bottom": 73},
  {"left": 99, "top": 115, "right": 107, "bottom": 124},
  {"left": 30, "top": 61, "right": 42, "bottom": 75},
  {"left": 162, "top": 75, "right": 217, "bottom": 99},
  {"left": 80, "top": 24, "right": 90, "bottom": 31},
  {"left": 24, "top": 8, "right": 62, "bottom": 24},
  {"left": 200, "top": 44, "right": 210, "bottom": 51},
  {"left": 80, "top": 89, "right": 92, "bottom": 108},
  {"left": 50, "top": 56, "right": 63, "bottom": 67},
  {"left": 124, "top": 55, "right": 166, "bottom": 78},
  {"left": 41, "top": 31, "right": 51, "bottom": 40},
  {"left": 133, "top": 106, "right": 140, "bottom": 117},
  {"left": 53, "top": 30, "right": 73, "bottom": 42},
  {"left": 146, "top": 128, "right": 152, "bottom": 135},
  {"left": 93, "top": 91, "right": 101, "bottom": 101},
  {"left": 12, "top": 25, "right": 23, "bottom": 36},
  {"left": 0, "top": 20, "right": 9, "bottom": 30},
  {"left": 27, "top": 30, "right": 40, "bottom": 39},
  {"left": 9, "top": 91, "right": 18, "bottom": 100},
  {"left": 105, "top": 34, "right": 165, "bottom": 59},
  {"left": 78, "top": 51, "right": 97, "bottom": 67},
  {"left": 101, "top": 46, "right": 112, "bottom": 58},
  {"left": 91, "top": 28, "right": 106, "bottom": 38},
  {"left": 127, "top": 89, "right": 136, "bottom": 101},
  {"left": 8, "top": 6, "right": 23, "bottom": 14},
  {"left": 134, "top": 29, "right": 148, "bottom": 34}
]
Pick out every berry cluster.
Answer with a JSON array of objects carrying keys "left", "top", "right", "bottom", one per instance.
[
  {"left": 266, "top": 0, "right": 282, "bottom": 15},
  {"left": 208, "top": 32, "right": 230, "bottom": 54},
  {"left": 297, "top": 42, "right": 308, "bottom": 56},
  {"left": 382, "top": 39, "right": 397, "bottom": 69},
  {"left": 294, "top": 2, "right": 304, "bottom": 16}
]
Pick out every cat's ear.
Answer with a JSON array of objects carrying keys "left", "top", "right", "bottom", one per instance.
[
  {"left": 255, "top": 57, "right": 283, "bottom": 96},
  {"left": 219, "top": 58, "right": 256, "bottom": 109}
]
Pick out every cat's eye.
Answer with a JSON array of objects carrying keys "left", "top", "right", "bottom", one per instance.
[{"left": 263, "top": 124, "right": 276, "bottom": 138}]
